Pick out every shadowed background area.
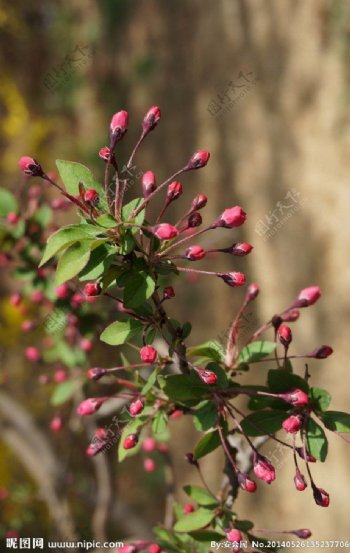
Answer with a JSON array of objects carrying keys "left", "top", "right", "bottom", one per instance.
[{"left": 0, "top": 0, "right": 349, "bottom": 549}]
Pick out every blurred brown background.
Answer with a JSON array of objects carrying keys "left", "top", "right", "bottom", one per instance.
[{"left": 0, "top": 0, "right": 349, "bottom": 549}]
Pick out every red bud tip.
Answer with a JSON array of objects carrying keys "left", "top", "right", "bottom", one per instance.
[
  {"left": 313, "top": 487, "right": 330, "bottom": 507},
  {"left": 186, "top": 150, "right": 210, "bottom": 170},
  {"left": 117, "top": 545, "right": 136, "bottom": 553},
  {"left": 153, "top": 223, "right": 179, "bottom": 240},
  {"left": 98, "top": 147, "right": 112, "bottom": 162},
  {"left": 142, "top": 170, "right": 157, "bottom": 198},
  {"left": 50, "top": 416, "right": 63, "bottom": 432},
  {"left": 110, "top": 110, "right": 129, "bottom": 144},
  {"left": 142, "top": 106, "right": 161, "bottom": 133},
  {"left": 55, "top": 283, "right": 70, "bottom": 299},
  {"left": 144, "top": 459, "right": 157, "bottom": 473},
  {"left": 142, "top": 437, "right": 157, "bottom": 452},
  {"left": 282, "top": 309, "right": 300, "bottom": 322},
  {"left": 253, "top": 454, "right": 276, "bottom": 484},
  {"left": 84, "top": 189, "right": 99, "bottom": 205},
  {"left": 123, "top": 433, "right": 139, "bottom": 450},
  {"left": 219, "top": 272, "right": 246, "bottom": 287},
  {"left": 282, "top": 388, "right": 309, "bottom": 406},
  {"left": 296, "top": 447, "right": 316, "bottom": 463},
  {"left": 129, "top": 399, "right": 144, "bottom": 416},
  {"left": 83, "top": 282, "right": 102, "bottom": 297},
  {"left": 7, "top": 212, "right": 19, "bottom": 224},
  {"left": 167, "top": 181, "right": 183, "bottom": 201},
  {"left": 191, "top": 194, "right": 208, "bottom": 211},
  {"left": 246, "top": 282, "right": 259, "bottom": 302},
  {"left": 25, "top": 346, "right": 41, "bottom": 363},
  {"left": 187, "top": 211, "right": 202, "bottom": 228},
  {"left": 18, "top": 156, "right": 42, "bottom": 176},
  {"left": 197, "top": 369, "right": 218, "bottom": 385},
  {"left": 183, "top": 504, "right": 195, "bottom": 514},
  {"left": 185, "top": 245, "right": 206, "bottom": 261},
  {"left": 140, "top": 345, "right": 157, "bottom": 364},
  {"left": 278, "top": 324, "right": 292, "bottom": 347},
  {"left": 88, "top": 367, "right": 107, "bottom": 381},
  {"left": 282, "top": 414, "right": 302, "bottom": 434},
  {"left": 76, "top": 397, "right": 106, "bottom": 416},
  {"left": 224, "top": 242, "right": 253, "bottom": 256},
  {"left": 215, "top": 206, "right": 247, "bottom": 228},
  {"left": 308, "top": 345, "right": 333, "bottom": 359},
  {"left": 226, "top": 529, "right": 242, "bottom": 545},
  {"left": 296, "top": 285, "right": 321, "bottom": 307},
  {"left": 148, "top": 544, "right": 161, "bottom": 553},
  {"left": 163, "top": 286, "right": 175, "bottom": 300},
  {"left": 238, "top": 472, "right": 257, "bottom": 492},
  {"left": 10, "top": 293, "right": 21, "bottom": 307},
  {"left": 293, "top": 529, "right": 312, "bottom": 539},
  {"left": 294, "top": 469, "right": 308, "bottom": 491}
]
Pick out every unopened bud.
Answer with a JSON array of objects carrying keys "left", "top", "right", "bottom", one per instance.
[
  {"left": 110, "top": 110, "right": 129, "bottom": 145},
  {"left": 142, "top": 171, "right": 156, "bottom": 198},
  {"left": 142, "top": 106, "right": 161, "bottom": 133},
  {"left": 167, "top": 181, "right": 182, "bottom": 201},
  {"left": 245, "top": 283, "right": 259, "bottom": 302},
  {"left": 191, "top": 194, "right": 207, "bottom": 211},
  {"left": 18, "top": 156, "right": 43, "bottom": 177},
  {"left": 88, "top": 367, "right": 107, "bottom": 381},
  {"left": 308, "top": 345, "right": 333, "bottom": 359},
  {"left": 185, "top": 245, "right": 206, "bottom": 261},
  {"left": 187, "top": 212, "right": 202, "bottom": 228},
  {"left": 214, "top": 206, "right": 247, "bottom": 228},
  {"left": 185, "top": 150, "right": 210, "bottom": 170},
  {"left": 278, "top": 324, "right": 292, "bottom": 347},
  {"left": 218, "top": 272, "right": 246, "bottom": 287},
  {"left": 123, "top": 433, "right": 139, "bottom": 450}
]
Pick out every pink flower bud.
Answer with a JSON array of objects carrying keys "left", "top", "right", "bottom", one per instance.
[
  {"left": 170, "top": 409, "right": 183, "bottom": 419},
  {"left": 281, "top": 388, "right": 309, "bottom": 406},
  {"left": 129, "top": 399, "right": 144, "bottom": 416},
  {"left": 144, "top": 458, "right": 156, "bottom": 473},
  {"left": 31, "top": 290, "right": 44, "bottom": 304},
  {"left": 293, "top": 529, "right": 312, "bottom": 539},
  {"left": 55, "top": 284, "right": 70, "bottom": 299},
  {"left": 54, "top": 369, "right": 67, "bottom": 383},
  {"left": 153, "top": 223, "right": 179, "bottom": 240},
  {"left": 123, "top": 433, "right": 139, "bottom": 450},
  {"left": 191, "top": 194, "right": 208, "bottom": 211},
  {"left": 143, "top": 106, "right": 161, "bottom": 133},
  {"left": 18, "top": 156, "right": 42, "bottom": 176},
  {"left": 142, "top": 437, "right": 157, "bottom": 452},
  {"left": 80, "top": 338, "right": 93, "bottom": 352},
  {"left": 282, "top": 414, "right": 302, "bottom": 434},
  {"left": 282, "top": 309, "right": 300, "bottom": 322},
  {"left": 218, "top": 272, "right": 246, "bottom": 287},
  {"left": 313, "top": 486, "right": 330, "bottom": 507},
  {"left": 158, "top": 442, "right": 169, "bottom": 454},
  {"left": 222, "top": 242, "right": 253, "bottom": 256},
  {"left": 185, "top": 245, "right": 206, "bottom": 261},
  {"left": 226, "top": 529, "right": 242, "bottom": 545},
  {"left": 50, "top": 416, "right": 63, "bottom": 432},
  {"left": 77, "top": 397, "right": 106, "bottom": 416},
  {"left": 117, "top": 545, "right": 136, "bottom": 553},
  {"left": 253, "top": 454, "right": 275, "bottom": 484},
  {"left": 308, "top": 345, "right": 333, "bottom": 359},
  {"left": 10, "top": 293, "right": 21, "bottom": 307},
  {"left": 25, "top": 346, "right": 41, "bottom": 363},
  {"left": 296, "top": 447, "right": 316, "bottom": 463},
  {"left": 187, "top": 212, "right": 202, "bottom": 228},
  {"left": 140, "top": 346, "right": 157, "bottom": 364},
  {"left": 142, "top": 171, "right": 156, "bottom": 198},
  {"left": 110, "top": 110, "right": 129, "bottom": 144},
  {"left": 215, "top": 206, "right": 247, "bottom": 228},
  {"left": 71, "top": 292, "right": 84, "bottom": 308},
  {"left": 83, "top": 282, "right": 102, "bottom": 297},
  {"left": 183, "top": 504, "right": 195, "bottom": 514},
  {"left": 84, "top": 188, "right": 99, "bottom": 205},
  {"left": 7, "top": 212, "right": 19, "bottom": 224},
  {"left": 167, "top": 181, "right": 183, "bottom": 201},
  {"left": 197, "top": 369, "right": 218, "bottom": 385},
  {"left": 237, "top": 472, "right": 257, "bottom": 493},
  {"left": 186, "top": 150, "right": 210, "bottom": 170},
  {"left": 245, "top": 282, "right": 259, "bottom": 302},
  {"left": 296, "top": 286, "right": 321, "bottom": 307},
  {"left": 88, "top": 367, "right": 107, "bottom": 381},
  {"left": 294, "top": 469, "right": 307, "bottom": 491},
  {"left": 99, "top": 147, "right": 112, "bottom": 161},
  {"left": 148, "top": 545, "right": 161, "bottom": 553},
  {"left": 278, "top": 324, "right": 292, "bottom": 347},
  {"left": 163, "top": 286, "right": 175, "bottom": 300},
  {"left": 21, "top": 320, "right": 34, "bottom": 332}
]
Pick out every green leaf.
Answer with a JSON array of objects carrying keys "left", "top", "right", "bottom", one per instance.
[
  {"left": 173, "top": 508, "right": 215, "bottom": 533},
  {"left": 100, "top": 319, "right": 143, "bottom": 345},
  {"left": 152, "top": 411, "right": 169, "bottom": 438},
  {"left": 310, "top": 387, "right": 331, "bottom": 412},
  {"left": 235, "top": 520, "right": 254, "bottom": 532},
  {"left": 238, "top": 341, "right": 276, "bottom": 364},
  {"left": 306, "top": 418, "right": 328, "bottom": 461},
  {"left": 50, "top": 380, "right": 81, "bottom": 406},
  {"left": 78, "top": 244, "right": 116, "bottom": 281},
  {"left": 56, "top": 160, "right": 103, "bottom": 197},
  {"left": 193, "top": 401, "right": 217, "bottom": 432},
  {"left": 141, "top": 367, "right": 161, "bottom": 395},
  {"left": 240, "top": 410, "right": 288, "bottom": 436},
  {"left": 0, "top": 188, "right": 18, "bottom": 216},
  {"left": 55, "top": 241, "right": 92, "bottom": 285},
  {"left": 183, "top": 485, "right": 218, "bottom": 507},
  {"left": 188, "top": 530, "right": 225, "bottom": 543},
  {"left": 40, "top": 224, "right": 103, "bottom": 266},
  {"left": 188, "top": 340, "right": 225, "bottom": 363},
  {"left": 319, "top": 411, "right": 350, "bottom": 432},
  {"left": 32, "top": 204, "right": 52, "bottom": 227},
  {"left": 268, "top": 369, "right": 309, "bottom": 393},
  {"left": 121, "top": 198, "right": 145, "bottom": 234},
  {"left": 123, "top": 271, "right": 155, "bottom": 309},
  {"left": 194, "top": 428, "right": 225, "bottom": 460},
  {"left": 95, "top": 214, "right": 117, "bottom": 228},
  {"left": 161, "top": 374, "right": 209, "bottom": 404}
]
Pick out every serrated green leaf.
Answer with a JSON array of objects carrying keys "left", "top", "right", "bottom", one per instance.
[
  {"left": 183, "top": 485, "right": 218, "bottom": 507},
  {"left": 123, "top": 271, "right": 155, "bottom": 308},
  {"left": 40, "top": 224, "right": 103, "bottom": 266},
  {"left": 310, "top": 387, "right": 331, "bottom": 412},
  {"left": 95, "top": 214, "right": 117, "bottom": 228},
  {"left": 55, "top": 240, "right": 92, "bottom": 285},
  {"left": 173, "top": 508, "right": 215, "bottom": 533},
  {"left": 0, "top": 188, "right": 18, "bottom": 216},
  {"left": 320, "top": 411, "right": 350, "bottom": 432},
  {"left": 78, "top": 244, "right": 116, "bottom": 281},
  {"left": 193, "top": 401, "right": 217, "bottom": 432},
  {"left": 100, "top": 319, "right": 143, "bottom": 345},
  {"left": 238, "top": 341, "right": 276, "bottom": 364},
  {"left": 160, "top": 374, "right": 208, "bottom": 404},
  {"left": 306, "top": 418, "right": 328, "bottom": 461},
  {"left": 50, "top": 380, "right": 81, "bottom": 406},
  {"left": 240, "top": 410, "right": 288, "bottom": 436},
  {"left": 188, "top": 341, "right": 225, "bottom": 363},
  {"left": 194, "top": 427, "right": 226, "bottom": 460},
  {"left": 56, "top": 159, "right": 104, "bottom": 197},
  {"left": 268, "top": 369, "right": 309, "bottom": 393}
]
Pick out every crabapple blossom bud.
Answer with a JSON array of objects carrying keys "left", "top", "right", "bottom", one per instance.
[
  {"left": 187, "top": 212, "right": 202, "bottom": 228},
  {"left": 80, "top": 338, "right": 93, "bottom": 352},
  {"left": 142, "top": 437, "right": 157, "bottom": 452},
  {"left": 218, "top": 272, "right": 246, "bottom": 287},
  {"left": 294, "top": 469, "right": 307, "bottom": 491},
  {"left": 71, "top": 292, "right": 84, "bottom": 308},
  {"left": 55, "top": 284, "right": 70, "bottom": 299},
  {"left": 282, "top": 414, "right": 303, "bottom": 434},
  {"left": 281, "top": 388, "right": 309, "bottom": 406},
  {"left": 278, "top": 324, "right": 292, "bottom": 347},
  {"left": 31, "top": 290, "right": 44, "bottom": 303},
  {"left": 191, "top": 194, "right": 208, "bottom": 211},
  {"left": 144, "top": 459, "right": 156, "bottom": 473},
  {"left": 295, "top": 447, "right": 316, "bottom": 462},
  {"left": 10, "top": 293, "right": 21, "bottom": 307},
  {"left": 21, "top": 320, "right": 34, "bottom": 332},
  {"left": 226, "top": 529, "right": 242, "bottom": 545},
  {"left": 237, "top": 472, "right": 257, "bottom": 492},
  {"left": 123, "top": 433, "right": 139, "bottom": 450},
  {"left": 50, "top": 416, "right": 63, "bottom": 432},
  {"left": 117, "top": 545, "right": 136, "bottom": 553},
  {"left": 313, "top": 486, "right": 330, "bottom": 507},
  {"left": 140, "top": 346, "right": 157, "bottom": 363},
  {"left": 170, "top": 409, "right": 183, "bottom": 419},
  {"left": 83, "top": 282, "right": 102, "bottom": 297},
  {"left": 293, "top": 529, "right": 312, "bottom": 539},
  {"left": 129, "top": 399, "right": 144, "bottom": 416},
  {"left": 54, "top": 369, "right": 67, "bottom": 383},
  {"left": 77, "top": 397, "right": 107, "bottom": 416},
  {"left": 167, "top": 181, "right": 182, "bottom": 201},
  {"left": 25, "top": 346, "right": 41, "bottom": 362},
  {"left": 84, "top": 188, "right": 99, "bottom": 205},
  {"left": 142, "top": 171, "right": 156, "bottom": 198},
  {"left": 185, "top": 245, "right": 206, "bottom": 261},
  {"left": 183, "top": 504, "right": 195, "bottom": 514},
  {"left": 148, "top": 545, "right": 161, "bottom": 553},
  {"left": 142, "top": 106, "right": 161, "bottom": 133},
  {"left": 18, "top": 156, "right": 43, "bottom": 176},
  {"left": 7, "top": 212, "right": 19, "bottom": 224},
  {"left": 282, "top": 309, "right": 300, "bottom": 322},
  {"left": 308, "top": 345, "right": 333, "bottom": 359},
  {"left": 110, "top": 110, "right": 128, "bottom": 144},
  {"left": 99, "top": 147, "right": 112, "bottom": 161},
  {"left": 253, "top": 453, "right": 275, "bottom": 484},
  {"left": 158, "top": 443, "right": 169, "bottom": 454},
  {"left": 163, "top": 286, "right": 175, "bottom": 300},
  {"left": 88, "top": 367, "right": 107, "bottom": 381},
  {"left": 296, "top": 286, "right": 321, "bottom": 307},
  {"left": 245, "top": 283, "right": 259, "bottom": 302},
  {"left": 186, "top": 150, "right": 210, "bottom": 170},
  {"left": 197, "top": 369, "right": 218, "bottom": 385},
  {"left": 215, "top": 206, "right": 247, "bottom": 228},
  {"left": 153, "top": 223, "right": 179, "bottom": 240},
  {"left": 222, "top": 242, "right": 253, "bottom": 256}
]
